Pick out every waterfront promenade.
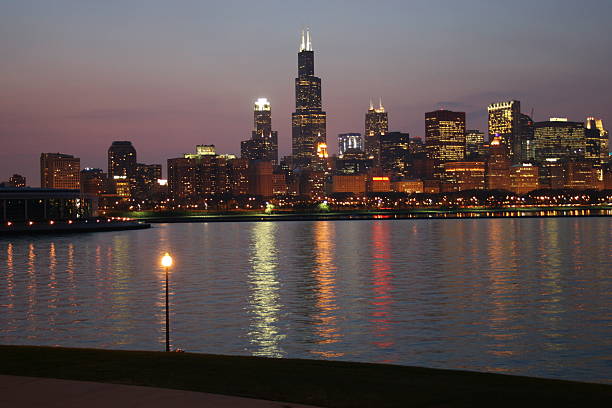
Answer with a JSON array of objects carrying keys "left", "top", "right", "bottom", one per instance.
[
  {"left": 0, "top": 375, "right": 319, "bottom": 408},
  {"left": 1, "top": 346, "right": 611, "bottom": 407}
]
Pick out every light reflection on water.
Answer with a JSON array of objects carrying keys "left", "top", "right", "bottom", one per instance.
[{"left": 1, "top": 218, "right": 612, "bottom": 384}]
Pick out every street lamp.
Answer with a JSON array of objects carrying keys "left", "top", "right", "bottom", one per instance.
[{"left": 161, "top": 252, "right": 173, "bottom": 352}]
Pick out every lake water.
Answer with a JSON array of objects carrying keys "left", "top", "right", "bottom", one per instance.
[{"left": 1, "top": 218, "right": 611, "bottom": 384}]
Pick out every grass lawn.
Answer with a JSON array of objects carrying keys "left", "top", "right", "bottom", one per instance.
[{"left": 1, "top": 345, "right": 611, "bottom": 407}]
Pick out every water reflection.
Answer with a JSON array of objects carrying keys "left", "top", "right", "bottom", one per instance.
[
  {"left": 370, "top": 222, "right": 395, "bottom": 353},
  {"left": 247, "top": 222, "right": 284, "bottom": 357},
  {"left": 311, "top": 222, "right": 343, "bottom": 357},
  {"left": 1, "top": 219, "right": 611, "bottom": 384}
]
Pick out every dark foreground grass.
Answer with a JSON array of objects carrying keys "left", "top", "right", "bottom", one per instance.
[{"left": 1, "top": 345, "right": 611, "bottom": 407}]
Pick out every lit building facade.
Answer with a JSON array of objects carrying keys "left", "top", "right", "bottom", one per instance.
[
  {"left": 518, "top": 113, "right": 535, "bottom": 163},
  {"left": 338, "top": 133, "right": 363, "bottom": 155},
  {"left": 364, "top": 99, "right": 388, "bottom": 164},
  {"left": 8, "top": 174, "right": 26, "bottom": 188},
  {"left": 488, "top": 100, "right": 521, "bottom": 161},
  {"left": 379, "top": 132, "right": 411, "bottom": 179},
  {"left": 248, "top": 160, "right": 273, "bottom": 197},
  {"left": 485, "top": 136, "right": 511, "bottom": 191},
  {"left": 292, "top": 30, "right": 327, "bottom": 167},
  {"left": 465, "top": 129, "right": 485, "bottom": 159},
  {"left": 443, "top": 162, "right": 485, "bottom": 191},
  {"left": 392, "top": 180, "right": 424, "bottom": 194},
  {"left": 108, "top": 141, "right": 137, "bottom": 179},
  {"left": 425, "top": 109, "right": 466, "bottom": 178},
  {"left": 539, "top": 158, "right": 565, "bottom": 190},
  {"left": 586, "top": 117, "right": 609, "bottom": 167},
  {"left": 335, "top": 149, "right": 373, "bottom": 175},
  {"left": 533, "top": 118, "right": 586, "bottom": 162},
  {"left": 40, "top": 153, "right": 81, "bottom": 189},
  {"left": 80, "top": 168, "right": 107, "bottom": 196},
  {"left": 241, "top": 98, "right": 279, "bottom": 164},
  {"left": 134, "top": 163, "right": 162, "bottom": 199},
  {"left": 509, "top": 164, "right": 539, "bottom": 194},
  {"left": 564, "top": 160, "right": 601, "bottom": 190},
  {"left": 331, "top": 174, "right": 367, "bottom": 194}
]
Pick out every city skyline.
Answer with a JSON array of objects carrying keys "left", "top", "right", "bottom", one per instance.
[{"left": 2, "top": 1, "right": 612, "bottom": 185}]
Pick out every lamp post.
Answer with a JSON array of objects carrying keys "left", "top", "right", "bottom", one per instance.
[{"left": 161, "top": 252, "right": 173, "bottom": 352}]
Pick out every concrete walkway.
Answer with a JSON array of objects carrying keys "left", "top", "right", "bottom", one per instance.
[{"left": 0, "top": 375, "right": 322, "bottom": 408}]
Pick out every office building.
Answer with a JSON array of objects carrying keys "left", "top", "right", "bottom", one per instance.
[
  {"left": 392, "top": 180, "right": 424, "bottom": 194},
  {"left": 509, "top": 164, "right": 539, "bottom": 194},
  {"left": 40, "top": 153, "right": 80, "bottom": 189},
  {"left": 134, "top": 163, "right": 162, "bottom": 198},
  {"left": 465, "top": 130, "right": 485, "bottom": 159},
  {"left": 335, "top": 149, "right": 373, "bottom": 174},
  {"left": 518, "top": 113, "right": 535, "bottom": 162},
  {"left": 292, "top": 29, "right": 327, "bottom": 167},
  {"left": 380, "top": 131, "right": 411, "bottom": 179},
  {"left": 443, "top": 162, "right": 485, "bottom": 191},
  {"left": 331, "top": 174, "right": 367, "bottom": 194},
  {"left": 241, "top": 98, "right": 279, "bottom": 164},
  {"left": 533, "top": 118, "right": 586, "bottom": 162},
  {"left": 108, "top": 141, "right": 137, "bottom": 179},
  {"left": 488, "top": 100, "right": 521, "bottom": 160},
  {"left": 539, "top": 158, "right": 565, "bottom": 190},
  {"left": 338, "top": 133, "right": 363, "bottom": 155},
  {"left": 485, "top": 136, "right": 511, "bottom": 190},
  {"left": 80, "top": 168, "right": 107, "bottom": 196},
  {"left": 8, "top": 174, "right": 26, "bottom": 188},
  {"left": 586, "top": 117, "right": 609, "bottom": 165},
  {"left": 364, "top": 99, "right": 388, "bottom": 163},
  {"left": 425, "top": 109, "right": 466, "bottom": 178},
  {"left": 564, "top": 160, "right": 600, "bottom": 190},
  {"left": 248, "top": 160, "right": 273, "bottom": 197}
]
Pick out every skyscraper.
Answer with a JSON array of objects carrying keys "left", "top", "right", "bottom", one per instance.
[
  {"left": 364, "top": 99, "right": 388, "bottom": 164},
  {"left": 80, "top": 168, "right": 107, "bottom": 195},
  {"left": 586, "top": 117, "right": 609, "bottom": 165},
  {"left": 488, "top": 100, "right": 521, "bottom": 161},
  {"left": 518, "top": 113, "right": 535, "bottom": 163},
  {"left": 241, "top": 98, "right": 278, "bottom": 164},
  {"left": 40, "top": 153, "right": 80, "bottom": 189},
  {"left": 485, "top": 136, "right": 511, "bottom": 191},
  {"left": 425, "top": 110, "right": 466, "bottom": 178},
  {"left": 533, "top": 118, "right": 586, "bottom": 162},
  {"left": 379, "top": 131, "right": 411, "bottom": 179},
  {"left": 465, "top": 129, "right": 485, "bottom": 159},
  {"left": 292, "top": 29, "right": 326, "bottom": 167},
  {"left": 338, "top": 133, "right": 363, "bottom": 155},
  {"left": 108, "top": 141, "right": 137, "bottom": 179}
]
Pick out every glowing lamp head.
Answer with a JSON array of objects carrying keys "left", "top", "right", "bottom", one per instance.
[{"left": 161, "top": 253, "right": 173, "bottom": 268}]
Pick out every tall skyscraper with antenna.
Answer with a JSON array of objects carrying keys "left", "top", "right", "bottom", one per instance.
[
  {"left": 365, "top": 98, "right": 388, "bottom": 165},
  {"left": 292, "top": 29, "right": 327, "bottom": 167}
]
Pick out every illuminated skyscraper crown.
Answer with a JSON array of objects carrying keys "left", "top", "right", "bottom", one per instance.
[
  {"left": 254, "top": 98, "right": 271, "bottom": 111},
  {"left": 299, "top": 29, "right": 313, "bottom": 52}
]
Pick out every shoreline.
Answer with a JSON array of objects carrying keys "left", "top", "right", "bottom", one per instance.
[
  {"left": 0, "top": 220, "right": 150, "bottom": 235},
  {"left": 105, "top": 206, "right": 612, "bottom": 223},
  {"left": 1, "top": 345, "right": 611, "bottom": 407}
]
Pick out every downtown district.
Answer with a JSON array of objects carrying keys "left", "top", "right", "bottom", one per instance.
[{"left": 4, "top": 30, "right": 612, "bottom": 215}]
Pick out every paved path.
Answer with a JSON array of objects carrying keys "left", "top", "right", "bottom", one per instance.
[{"left": 0, "top": 375, "right": 322, "bottom": 408}]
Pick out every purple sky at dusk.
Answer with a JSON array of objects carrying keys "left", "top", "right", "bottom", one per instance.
[{"left": 1, "top": 0, "right": 611, "bottom": 185}]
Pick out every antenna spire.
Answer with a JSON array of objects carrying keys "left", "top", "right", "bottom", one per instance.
[
  {"left": 299, "top": 28, "right": 312, "bottom": 52},
  {"left": 379, "top": 97, "right": 384, "bottom": 110},
  {"left": 306, "top": 28, "right": 312, "bottom": 51},
  {"left": 300, "top": 30, "right": 305, "bottom": 52},
  {"left": 369, "top": 99, "right": 374, "bottom": 110}
]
